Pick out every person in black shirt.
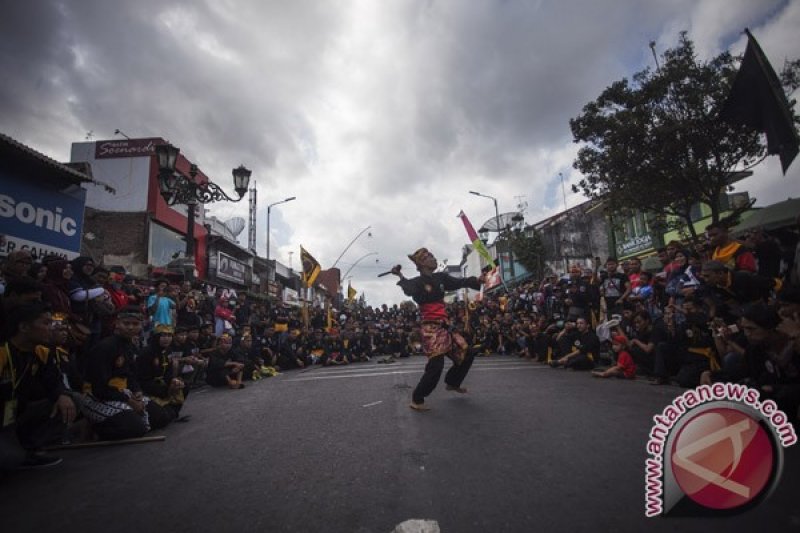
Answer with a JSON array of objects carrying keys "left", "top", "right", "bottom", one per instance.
[
  {"left": 628, "top": 310, "right": 665, "bottom": 376},
  {"left": 700, "top": 260, "right": 774, "bottom": 322},
  {"left": 137, "top": 325, "right": 186, "bottom": 421},
  {"left": 83, "top": 307, "right": 170, "bottom": 439},
  {"left": 1, "top": 303, "right": 76, "bottom": 468},
  {"left": 550, "top": 317, "right": 600, "bottom": 370},
  {"left": 206, "top": 334, "right": 245, "bottom": 388}
]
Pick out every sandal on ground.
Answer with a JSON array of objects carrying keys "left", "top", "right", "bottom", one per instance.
[
  {"left": 445, "top": 385, "right": 468, "bottom": 393},
  {"left": 409, "top": 402, "right": 430, "bottom": 411}
]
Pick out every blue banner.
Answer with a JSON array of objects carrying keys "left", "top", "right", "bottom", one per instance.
[{"left": 0, "top": 170, "right": 86, "bottom": 258}]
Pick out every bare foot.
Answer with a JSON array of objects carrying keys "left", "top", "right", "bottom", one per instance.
[
  {"left": 445, "top": 385, "right": 468, "bottom": 393},
  {"left": 409, "top": 402, "right": 430, "bottom": 411}
]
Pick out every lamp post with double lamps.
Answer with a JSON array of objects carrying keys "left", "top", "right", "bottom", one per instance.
[{"left": 155, "top": 143, "right": 251, "bottom": 278}]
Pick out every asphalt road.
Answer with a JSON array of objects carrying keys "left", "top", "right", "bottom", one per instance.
[{"left": 1, "top": 355, "right": 797, "bottom": 533}]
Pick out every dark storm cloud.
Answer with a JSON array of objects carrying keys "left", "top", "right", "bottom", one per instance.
[{"left": 1, "top": 0, "right": 796, "bottom": 306}]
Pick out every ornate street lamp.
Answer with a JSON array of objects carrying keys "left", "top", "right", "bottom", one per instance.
[{"left": 154, "top": 143, "right": 252, "bottom": 276}]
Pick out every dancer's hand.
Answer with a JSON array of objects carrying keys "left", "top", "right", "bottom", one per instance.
[{"left": 390, "top": 265, "right": 403, "bottom": 278}]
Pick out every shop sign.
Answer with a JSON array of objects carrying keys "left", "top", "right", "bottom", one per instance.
[
  {"left": 216, "top": 252, "right": 247, "bottom": 284},
  {"left": 0, "top": 170, "right": 86, "bottom": 259},
  {"left": 94, "top": 138, "right": 162, "bottom": 159},
  {"left": 617, "top": 234, "right": 654, "bottom": 257}
]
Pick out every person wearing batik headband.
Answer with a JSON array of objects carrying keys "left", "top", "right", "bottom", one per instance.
[
  {"left": 137, "top": 324, "right": 187, "bottom": 423},
  {"left": 49, "top": 313, "right": 84, "bottom": 393},
  {"left": 82, "top": 306, "right": 173, "bottom": 438},
  {"left": 390, "top": 247, "right": 486, "bottom": 411}
]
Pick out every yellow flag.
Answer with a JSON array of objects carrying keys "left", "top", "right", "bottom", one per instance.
[
  {"left": 300, "top": 246, "right": 321, "bottom": 287},
  {"left": 347, "top": 282, "right": 357, "bottom": 301}
]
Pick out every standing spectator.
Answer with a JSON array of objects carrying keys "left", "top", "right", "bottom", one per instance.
[
  {"left": 745, "top": 230, "right": 782, "bottom": 279},
  {"left": 627, "top": 257, "right": 644, "bottom": 291},
  {"left": 707, "top": 222, "right": 757, "bottom": 273},
  {"left": 214, "top": 298, "right": 236, "bottom": 336},
  {"left": 147, "top": 279, "right": 176, "bottom": 328},
  {"left": 599, "top": 257, "right": 630, "bottom": 317}
]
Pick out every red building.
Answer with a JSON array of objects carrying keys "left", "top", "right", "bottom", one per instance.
[{"left": 70, "top": 137, "right": 210, "bottom": 278}]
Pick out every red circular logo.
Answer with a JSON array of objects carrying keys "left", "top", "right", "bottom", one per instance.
[{"left": 670, "top": 407, "right": 774, "bottom": 510}]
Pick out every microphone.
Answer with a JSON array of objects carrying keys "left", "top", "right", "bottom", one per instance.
[{"left": 377, "top": 265, "right": 401, "bottom": 277}]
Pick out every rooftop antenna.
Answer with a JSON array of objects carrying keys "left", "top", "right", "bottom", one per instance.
[
  {"left": 248, "top": 180, "right": 257, "bottom": 252},
  {"left": 85, "top": 130, "right": 94, "bottom": 140},
  {"left": 559, "top": 172, "right": 568, "bottom": 211}
]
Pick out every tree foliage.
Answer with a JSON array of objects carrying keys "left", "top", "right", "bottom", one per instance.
[
  {"left": 509, "top": 229, "right": 546, "bottom": 280},
  {"left": 570, "top": 32, "right": 799, "bottom": 237}
]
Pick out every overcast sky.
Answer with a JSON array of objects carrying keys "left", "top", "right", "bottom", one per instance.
[{"left": 2, "top": 0, "right": 799, "bottom": 305}]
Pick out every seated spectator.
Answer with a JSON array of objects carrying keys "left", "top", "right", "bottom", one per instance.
[
  {"left": 627, "top": 310, "right": 663, "bottom": 375},
  {"left": 39, "top": 256, "right": 72, "bottom": 317},
  {"left": 206, "top": 334, "right": 245, "bottom": 389},
  {"left": 323, "top": 330, "right": 348, "bottom": 366},
  {"left": 0, "top": 303, "right": 77, "bottom": 468},
  {"left": 740, "top": 304, "right": 799, "bottom": 422},
  {"left": 700, "top": 260, "right": 775, "bottom": 323},
  {"left": 550, "top": 317, "right": 599, "bottom": 370},
  {"left": 651, "top": 299, "right": 715, "bottom": 387},
  {"left": 1, "top": 278, "right": 44, "bottom": 341},
  {"left": 277, "top": 329, "right": 308, "bottom": 370},
  {"left": 592, "top": 335, "right": 636, "bottom": 379},
  {"left": 137, "top": 325, "right": 187, "bottom": 423},
  {"left": 83, "top": 307, "right": 170, "bottom": 439}
]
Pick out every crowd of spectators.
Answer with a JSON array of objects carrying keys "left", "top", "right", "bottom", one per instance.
[{"left": 1, "top": 218, "right": 799, "bottom": 469}]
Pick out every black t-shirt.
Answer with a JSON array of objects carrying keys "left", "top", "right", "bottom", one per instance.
[
  {"left": 601, "top": 272, "right": 628, "bottom": 299},
  {"left": 573, "top": 330, "right": 600, "bottom": 356}
]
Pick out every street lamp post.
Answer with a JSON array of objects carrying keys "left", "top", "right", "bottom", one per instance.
[
  {"left": 266, "top": 197, "right": 297, "bottom": 262},
  {"left": 469, "top": 190, "right": 506, "bottom": 281},
  {"left": 266, "top": 197, "right": 296, "bottom": 282},
  {"left": 155, "top": 143, "right": 251, "bottom": 278}
]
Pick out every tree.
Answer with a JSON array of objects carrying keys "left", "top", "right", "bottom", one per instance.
[
  {"left": 509, "top": 229, "right": 546, "bottom": 280},
  {"left": 570, "top": 32, "right": 799, "bottom": 238}
]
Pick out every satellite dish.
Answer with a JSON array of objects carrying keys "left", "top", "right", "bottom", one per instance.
[
  {"left": 224, "top": 217, "right": 246, "bottom": 237},
  {"left": 479, "top": 212, "right": 523, "bottom": 232}
]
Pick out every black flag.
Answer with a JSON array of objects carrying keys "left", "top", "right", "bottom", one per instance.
[{"left": 720, "top": 29, "right": 799, "bottom": 174}]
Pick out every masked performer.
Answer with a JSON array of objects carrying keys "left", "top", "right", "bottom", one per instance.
[{"left": 391, "top": 248, "right": 484, "bottom": 411}]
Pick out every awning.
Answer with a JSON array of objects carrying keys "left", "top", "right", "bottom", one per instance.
[{"left": 732, "top": 198, "right": 800, "bottom": 235}]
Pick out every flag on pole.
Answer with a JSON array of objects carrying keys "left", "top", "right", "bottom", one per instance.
[
  {"left": 720, "top": 28, "right": 800, "bottom": 174},
  {"left": 300, "top": 246, "right": 321, "bottom": 288},
  {"left": 347, "top": 282, "right": 357, "bottom": 301},
  {"left": 458, "top": 211, "right": 496, "bottom": 268}
]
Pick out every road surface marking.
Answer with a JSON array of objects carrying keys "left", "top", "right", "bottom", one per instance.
[
  {"left": 285, "top": 365, "right": 546, "bottom": 381},
  {"left": 362, "top": 400, "right": 383, "bottom": 408}
]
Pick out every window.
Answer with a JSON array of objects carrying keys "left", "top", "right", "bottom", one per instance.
[{"left": 148, "top": 222, "right": 186, "bottom": 266}]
